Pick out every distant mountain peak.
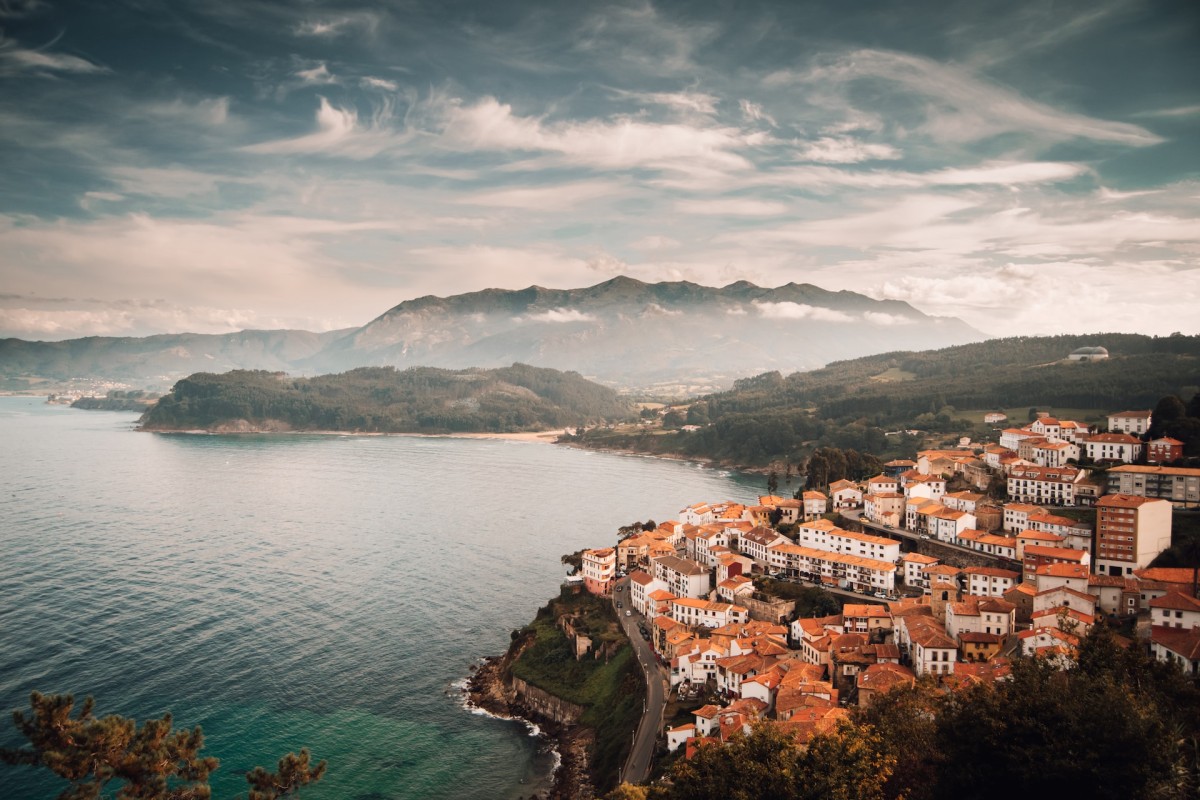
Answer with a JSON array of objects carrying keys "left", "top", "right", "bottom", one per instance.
[{"left": 0, "top": 277, "right": 986, "bottom": 394}]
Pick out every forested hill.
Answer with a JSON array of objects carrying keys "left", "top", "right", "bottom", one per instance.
[
  {"left": 715, "top": 334, "right": 1200, "bottom": 420},
  {"left": 138, "top": 364, "right": 634, "bottom": 434},
  {"left": 571, "top": 333, "right": 1200, "bottom": 466}
]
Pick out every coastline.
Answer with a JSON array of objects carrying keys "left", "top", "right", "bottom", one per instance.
[
  {"left": 139, "top": 426, "right": 568, "bottom": 443},
  {"left": 559, "top": 437, "right": 773, "bottom": 475},
  {"left": 463, "top": 655, "right": 596, "bottom": 800}
]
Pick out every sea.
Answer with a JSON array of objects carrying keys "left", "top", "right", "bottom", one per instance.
[{"left": 0, "top": 396, "right": 761, "bottom": 800}]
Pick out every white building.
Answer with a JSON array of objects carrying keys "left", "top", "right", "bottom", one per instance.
[
  {"left": 864, "top": 492, "right": 904, "bottom": 527},
  {"left": 956, "top": 530, "right": 1018, "bottom": 560},
  {"left": 829, "top": 479, "right": 863, "bottom": 509},
  {"left": 942, "top": 491, "right": 984, "bottom": 515},
  {"left": 581, "top": 547, "right": 616, "bottom": 595},
  {"left": 900, "top": 552, "right": 940, "bottom": 590},
  {"left": 1094, "top": 494, "right": 1173, "bottom": 577},
  {"left": 907, "top": 619, "right": 958, "bottom": 677},
  {"left": 669, "top": 597, "right": 749, "bottom": 629},
  {"left": 1030, "top": 440, "right": 1079, "bottom": 468},
  {"left": 1108, "top": 410, "right": 1152, "bottom": 436},
  {"left": 1000, "top": 428, "right": 1038, "bottom": 451},
  {"left": 800, "top": 491, "right": 828, "bottom": 520},
  {"left": 795, "top": 519, "right": 901, "bottom": 563},
  {"left": 1007, "top": 465, "right": 1082, "bottom": 506},
  {"left": 1003, "top": 503, "right": 1042, "bottom": 533},
  {"left": 1151, "top": 627, "right": 1200, "bottom": 674},
  {"left": 1083, "top": 433, "right": 1143, "bottom": 464},
  {"left": 737, "top": 525, "right": 790, "bottom": 568},
  {"left": 930, "top": 509, "right": 975, "bottom": 542},
  {"left": 768, "top": 542, "right": 897, "bottom": 593},
  {"left": 866, "top": 475, "right": 899, "bottom": 495},
  {"left": 964, "top": 566, "right": 1020, "bottom": 597},
  {"left": 653, "top": 555, "right": 711, "bottom": 599},
  {"left": 629, "top": 570, "right": 670, "bottom": 616},
  {"left": 1150, "top": 592, "right": 1200, "bottom": 630}
]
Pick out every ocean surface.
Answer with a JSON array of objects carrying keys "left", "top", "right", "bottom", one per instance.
[{"left": 0, "top": 396, "right": 760, "bottom": 800}]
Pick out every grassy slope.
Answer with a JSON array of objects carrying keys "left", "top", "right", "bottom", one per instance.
[{"left": 508, "top": 590, "right": 644, "bottom": 792}]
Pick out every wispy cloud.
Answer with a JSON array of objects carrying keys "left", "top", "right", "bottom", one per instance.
[
  {"left": 296, "top": 62, "right": 337, "bottom": 85},
  {"left": 611, "top": 88, "right": 719, "bottom": 115},
  {"left": 862, "top": 311, "right": 915, "bottom": 326},
  {"left": 1135, "top": 104, "right": 1200, "bottom": 119},
  {"left": 463, "top": 180, "right": 628, "bottom": 211},
  {"left": 675, "top": 198, "right": 787, "bottom": 216},
  {"left": 739, "top": 100, "right": 776, "bottom": 127},
  {"left": 142, "top": 96, "right": 230, "bottom": 126},
  {"left": 521, "top": 309, "right": 596, "bottom": 324},
  {"left": 775, "top": 48, "right": 1162, "bottom": 146},
  {"left": 796, "top": 136, "right": 901, "bottom": 164},
  {"left": 575, "top": 2, "right": 716, "bottom": 77},
  {"left": 0, "top": 34, "right": 106, "bottom": 74},
  {"left": 430, "top": 95, "right": 762, "bottom": 171},
  {"left": 753, "top": 301, "right": 853, "bottom": 322},
  {"left": 243, "top": 96, "right": 405, "bottom": 158},
  {"left": 361, "top": 76, "right": 399, "bottom": 92},
  {"left": 294, "top": 12, "right": 381, "bottom": 39}
]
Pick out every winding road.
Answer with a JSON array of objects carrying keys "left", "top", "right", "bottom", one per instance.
[{"left": 612, "top": 575, "right": 667, "bottom": 785}]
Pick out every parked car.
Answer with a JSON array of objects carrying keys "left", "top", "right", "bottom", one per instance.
[{"left": 919, "top": 534, "right": 930, "bottom": 540}]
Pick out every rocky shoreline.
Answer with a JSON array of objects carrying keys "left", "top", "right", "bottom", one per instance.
[{"left": 465, "top": 655, "right": 597, "bottom": 800}]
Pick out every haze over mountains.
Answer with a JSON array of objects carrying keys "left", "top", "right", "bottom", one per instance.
[{"left": 0, "top": 277, "right": 983, "bottom": 393}]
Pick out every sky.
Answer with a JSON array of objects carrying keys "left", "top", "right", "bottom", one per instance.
[{"left": 0, "top": 0, "right": 1197, "bottom": 341}]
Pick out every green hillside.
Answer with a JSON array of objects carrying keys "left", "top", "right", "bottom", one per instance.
[
  {"left": 572, "top": 334, "right": 1200, "bottom": 466},
  {"left": 139, "top": 364, "right": 633, "bottom": 433}
]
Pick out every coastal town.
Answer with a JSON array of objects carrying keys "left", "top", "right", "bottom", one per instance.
[{"left": 562, "top": 406, "right": 1200, "bottom": 781}]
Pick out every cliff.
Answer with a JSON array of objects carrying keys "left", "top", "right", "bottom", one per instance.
[{"left": 466, "top": 587, "right": 643, "bottom": 798}]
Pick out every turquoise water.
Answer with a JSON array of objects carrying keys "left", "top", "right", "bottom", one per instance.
[{"left": 0, "top": 396, "right": 760, "bottom": 799}]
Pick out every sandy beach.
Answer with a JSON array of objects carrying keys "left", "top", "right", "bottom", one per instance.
[{"left": 138, "top": 424, "right": 569, "bottom": 442}]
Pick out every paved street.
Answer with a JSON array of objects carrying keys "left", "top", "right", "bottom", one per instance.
[{"left": 613, "top": 576, "right": 667, "bottom": 785}]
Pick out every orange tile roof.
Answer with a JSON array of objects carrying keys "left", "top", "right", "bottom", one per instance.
[
  {"left": 1025, "top": 544, "right": 1087, "bottom": 561},
  {"left": 1135, "top": 568, "right": 1200, "bottom": 588},
  {"left": 1151, "top": 626, "right": 1200, "bottom": 660},
  {"left": 1149, "top": 591, "right": 1200, "bottom": 613},
  {"left": 964, "top": 566, "right": 1019, "bottom": 579},
  {"left": 1097, "top": 493, "right": 1168, "bottom": 508},
  {"left": 1034, "top": 563, "right": 1090, "bottom": 579}
]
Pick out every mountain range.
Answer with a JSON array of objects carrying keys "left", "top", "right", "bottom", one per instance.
[{"left": 0, "top": 277, "right": 983, "bottom": 393}]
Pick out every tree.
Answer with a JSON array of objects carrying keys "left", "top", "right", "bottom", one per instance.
[
  {"left": 562, "top": 549, "right": 586, "bottom": 574},
  {"left": 766, "top": 470, "right": 779, "bottom": 497},
  {"left": 1165, "top": 417, "right": 1200, "bottom": 457},
  {"left": 2, "top": 692, "right": 324, "bottom": 800},
  {"left": 1151, "top": 395, "right": 1188, "bottom": 438},
  {"left": 1188, "top": 390, "right": 1200, "bottom": 420},
  {"left": 853, "top": 683, "right": 941, "bottom": 800},
  {"left": 246, "top": 750, "right": 326, "bottom": 800},
  {"left": 604, "top": 783, "right": 649, "bottom": 800},
  {"left": 662, "top": 410, "right": 686, "bottom": 429},
  {"left": 796, "top": 722, "right": 893, "bottom": 800}
]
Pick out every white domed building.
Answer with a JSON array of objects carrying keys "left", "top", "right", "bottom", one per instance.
[{"left": 1068, "top": 345, "right": 1109, "bottom": 362}]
